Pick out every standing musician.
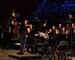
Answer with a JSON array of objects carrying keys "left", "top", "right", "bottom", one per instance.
[
  {"left": 8, "top": 9, "right": 20, "bottom": 36},
  {"left": 17, "top": 19, "right": 33, "bottom": 54},
  {"left": 11, "top": 9, "right": 20, "bottom": 20},
  {"left": 68, "top": 14, "right": 75, "bottom": 23},
  {"left": 9, "top": 9, "right": 17, "bottom": 21}
]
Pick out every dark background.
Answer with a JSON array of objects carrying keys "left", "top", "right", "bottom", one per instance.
[
  {"left": 0, "top": 0, "right": 75, "bottom": 29},
  {"left": 0, "top": 0, "right": 42, "bottom": 29},
  {"left": 0, "top": 0, "right": 42, "bottom": 17}
]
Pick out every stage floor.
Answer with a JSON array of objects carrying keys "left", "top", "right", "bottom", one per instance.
[
  {"left": 0, "top": 49, "right": 75, "bottom": 60},
  {"left": 9, "top": 51, "right": 42, "bottom": 60},
  {"left": 0, "top": 49, "right": 18, "bottom": 60}
]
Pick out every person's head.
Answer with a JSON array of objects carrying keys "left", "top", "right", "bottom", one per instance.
[
  {"left": 72, "top": 23, "right": 75, "bottom": 28},
  {"left": 62, "top": 27, "right": 65, "bottom": 31},
  {"left": 52, "top": 26, "right": 55, "bottom": 30},
  {"left": 69, "top": 14, "right": 73, "bottom": 19},
  {"left": 55, "top": 28, "right": 60, "bottom": 34},
  {"left": 49, "top": 29, "right": 52, "bottom": 32},
  {"left": 62, "top": 27, "right": 66, "bottom": 33},
  {"left": 24, "top": 20, "right": 29, "bottom": 25},
  {"left": 59, "top": 23, "right": 62, "bottom": 28},
  {"left": 65, "top": 28, "right": 71, "bottom": 35},
  {"left": 27, "top": 26, "right": 31, "bottom": 33},
  {"left": 12, "top": 9, "right": 16, "bottom": 17}
]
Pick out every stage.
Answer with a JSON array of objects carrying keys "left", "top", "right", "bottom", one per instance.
[
  {"left": 9, "top": 52, "right": 42, "bottom": 60},
  {"left": 0, "top": 49, "right": 75, "bottom": 60}
]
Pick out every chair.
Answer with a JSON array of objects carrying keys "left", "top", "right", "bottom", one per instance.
[{"left": 53, "top": 40, "right": 69, "bottom": 60}]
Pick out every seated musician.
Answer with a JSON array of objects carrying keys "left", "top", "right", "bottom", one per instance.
[{"left": 50, "top": 27, "right": 63, "bottom": 50}]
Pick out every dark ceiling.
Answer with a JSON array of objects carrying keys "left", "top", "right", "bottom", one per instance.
[{"left": 0, "top": 0, "right": 42, "bottom": 17}]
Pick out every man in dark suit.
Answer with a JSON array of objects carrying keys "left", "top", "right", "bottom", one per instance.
[
  {"left": 50, "top": 27, "right": 63, "bottom": 50},
  {"left": 17, "top": 20, "right": 32, "bottom": 54}
]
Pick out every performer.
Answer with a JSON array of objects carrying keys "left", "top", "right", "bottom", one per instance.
[
  {"left": 9, "top": 9, "right": 20, "bottom": 24},
  {"left": 67, "top": 14, "right": 75, "bottom": 23},
  {"left": 9, "top": 9, "right": 17, "bottom": 20},
  {"left": 17, "top": 19, "right": 32, "bottom": 54},
  {"left": 50, "top": 27, "right": 63, "bottom": 50},
  {"left": 26, "top": 26, "right": 33, "bottom": 52}
]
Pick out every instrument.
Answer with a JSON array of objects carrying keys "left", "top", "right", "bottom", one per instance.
[
  {"left": 39, "top": 32, "right": 49, "bottom": 39},
  {"left": 35, "top": 34, "right": 39, "bottom": 36},
  {"left": 34, "top": 32, "right": 49, "bottom": 43},
  {"left": 11, "top": 19, "right": 18, "bottom": 34}
]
